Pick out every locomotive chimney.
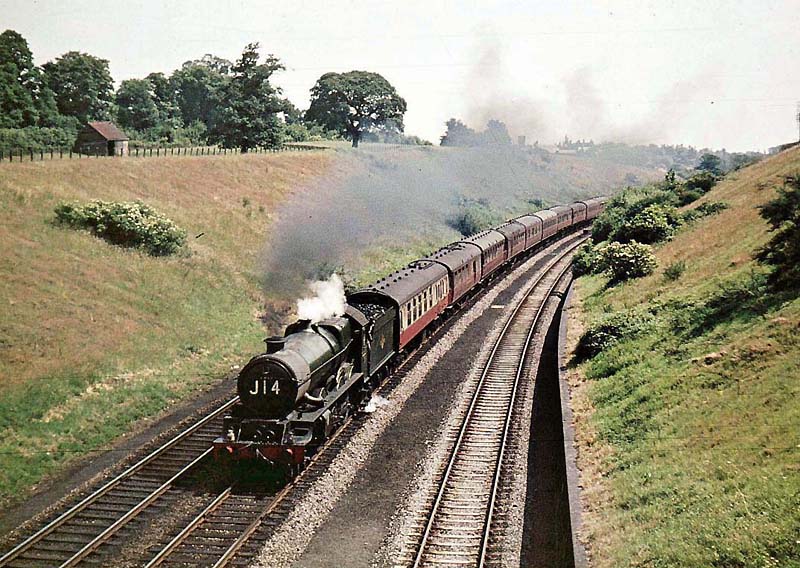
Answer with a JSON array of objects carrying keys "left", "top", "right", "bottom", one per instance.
[{"left": 264, "top": 336, "right": 287, "bottom": 354}]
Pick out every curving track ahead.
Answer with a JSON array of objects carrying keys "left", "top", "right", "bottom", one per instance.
[
  {"left": 403, "top": 238, "right": 583, "bottom": 568},
  {"left": 1, "top": 230, "right": 586, "bottom": 568}
]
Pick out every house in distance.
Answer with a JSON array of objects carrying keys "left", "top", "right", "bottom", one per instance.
[{"left": 74, "top": 121, "right": 129, "bottom": 156}]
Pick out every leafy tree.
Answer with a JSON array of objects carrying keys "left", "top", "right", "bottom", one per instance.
[
  {"left": 43, "top": 51, "right": 114, "bottom": 123},
  {"left": 440, "top": 118, "right": 513, "bottom": 147},
  {"left": 306, "top": 71, "right": 407, "bottom": 147},
  {"left": 170, "top": 58, "right": 229, "bottom": 132},
  {"left": 440, "top": 118, "right": 478, "bottom": 146},
  {"left": 483, "top": 119, "right": 512, "bottom": 145},
  {"left": 0, "top": 30, "right": 58, "bottom": 127},
  {"left": 209, "top": 43, "right": 285, "bottom": 151},
  {"left": 697, "top": 153, "right": 722, "bottom": 175},
  {"left": 145, "top": 72, "right": 180, "bottom": 127},
  {"left": 115, "top": 79, "right": 159, "bottom": 131},
  {"left": 757, "top": 174, "right": 800, "bottom": 289}
]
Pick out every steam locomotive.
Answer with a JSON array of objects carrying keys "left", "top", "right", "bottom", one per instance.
[{"left": 213, "top": 198, "right": 606, "bottom": 471}]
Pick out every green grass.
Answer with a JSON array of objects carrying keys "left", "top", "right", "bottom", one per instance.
[
  {"left": 570, "top": 146, "right": 800, "bottom": 567},
  {"left": 0, "top": 152, "right": 332, "bottom": 505},
  {"left": 0, "top": 143, "right": 662, "bottom": 509}
]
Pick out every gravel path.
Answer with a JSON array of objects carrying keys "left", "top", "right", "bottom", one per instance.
[{"left": 251, "top": 236, "right": 582, "bottom": 568}]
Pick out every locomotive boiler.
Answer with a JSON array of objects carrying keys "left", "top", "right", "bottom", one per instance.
[{"left": 216, "top": 303, "right": 396, "bottom": 469}]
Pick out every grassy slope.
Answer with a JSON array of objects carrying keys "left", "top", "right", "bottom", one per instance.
[
  {"left": 0, "top": 144, "right": 657, "bottom": 507},
  {"left": 0, "top": 152, "right": 339, "bottom": 504},
  {"left": 569, "top": 147, "right": 800, "bottom": 567}
]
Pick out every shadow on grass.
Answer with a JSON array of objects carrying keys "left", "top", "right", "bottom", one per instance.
[{"left": 681, "top": 270, "right": 796, "bottom": 338}]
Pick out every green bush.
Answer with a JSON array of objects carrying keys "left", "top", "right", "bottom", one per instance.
[
  {"left": 696, "top": 201, "right": 729, "bottom": 216},
  {"left": 677, "top": 187, "right": 704, "bottom": 206},
  {"left": 572, "top": 242, "right": 599, "bottom": 276},
  {"left": 684, "top": 171, "right": 717, "bottom": 193},
  {"left": 616, "top": 204, "right": 678, "bottom": 244},
  {"left": 663, "top": 260, "right": 686, "bottom": 281},
  {"left": 0, "top": 125, "right": 79, "bottom": 153},
  {"left": 682, "top": 201, "right": 729, "bottom": 224},
  {"left": 575, "top": 308, "right": 656, "bottom": 360},
  {"left": 592, "top": 186, "right": 678, "bottom": 244},
  {"left": 757, "top": 174, "right": 800, "bottom": 289},
  {"left": 55, "top": 200, "right": 187, "bottom": 256},
  {"left": 598, "top": 241, "right": 658, "bottom": 283},
  {"left": 446, "top": 200, "right": 503, "bottom": 236}
]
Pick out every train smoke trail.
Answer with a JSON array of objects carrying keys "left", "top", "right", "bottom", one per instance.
[{"left": 296, "top": 274, "right": 346, "bottom": 323}]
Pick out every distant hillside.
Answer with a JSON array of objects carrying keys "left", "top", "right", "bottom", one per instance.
[
  {"left": 0, "top": 143, "right": 660, "bottom": 507},
  {"left": 568, "top": 146, "right": 800, "bottom": 566}
]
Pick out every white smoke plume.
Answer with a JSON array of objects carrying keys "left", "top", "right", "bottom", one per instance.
[{"left": 296, "top": 274, "right": 346, "bottom": 324}]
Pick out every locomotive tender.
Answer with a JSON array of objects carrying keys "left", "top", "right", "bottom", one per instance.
[{"left": 214, "top": 198, "right": 607, "bottom": 470}]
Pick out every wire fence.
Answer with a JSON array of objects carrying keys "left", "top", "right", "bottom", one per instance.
[{"left": 0, "top": 143, "right": 326, "bottom": 163}]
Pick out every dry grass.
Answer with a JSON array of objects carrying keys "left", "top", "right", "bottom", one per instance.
[{"left": 0, "top": 151, "right": 337, "bottom": 503}]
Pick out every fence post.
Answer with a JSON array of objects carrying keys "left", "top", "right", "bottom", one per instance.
[
  {"left": 40, "top": 149, "right": 44, "bottom": 160},
  {"left": 69, "top": 149, "right": 72, "bottom": 159},
  {"left": 59, "top": 148, "right": 63, "bottom": 159}
]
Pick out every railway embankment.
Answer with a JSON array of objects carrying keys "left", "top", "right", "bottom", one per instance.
[
  {"left": 564, "top": 146, "right": 800, "bottom": 567},
  {"left": 0, "top": 143, "right": 657, "bottom": 528}
]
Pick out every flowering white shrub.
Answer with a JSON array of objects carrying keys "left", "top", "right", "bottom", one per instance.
[{"left": 55, "top": 200, "right": 186, "bottom": 256}]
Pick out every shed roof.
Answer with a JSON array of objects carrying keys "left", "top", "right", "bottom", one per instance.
[{"left": 86, "top": 121, "right": 129, "bottom": 141}]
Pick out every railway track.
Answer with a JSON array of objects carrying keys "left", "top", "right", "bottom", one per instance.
[
  {"left": 139, "top": 327, "right": 438, "bottom": 568},
  {"left": 1, "top": 231, "right": 586, "bottom": 568},
  {"left": 0, "top": 398, "right": 239, "bottom": 568},
  {"left": 403, "top": 239, "right": 581, "bottom": 568},
  {"left": 136, "top": 233, "right": 588, "bottom": 568}
]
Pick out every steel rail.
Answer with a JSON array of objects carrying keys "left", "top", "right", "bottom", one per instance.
[
  {"left": 411, "top": 238, "right": 583, "bottom": 568},
  {"left": 143, "top": 487, "right": 233, "bottom": 568},
  {"left": 0, "top": 397, "right": 239, "bottom": 567},
  {"left": 478, "top": 264, "right": 572, "bottom": 567},
  {"left": 58, "top": 448, "right": 213, "bottom": 568}
]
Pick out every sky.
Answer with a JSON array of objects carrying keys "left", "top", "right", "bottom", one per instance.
[{"left": 4, "top": 0, "right": 799, "bottom": 151}]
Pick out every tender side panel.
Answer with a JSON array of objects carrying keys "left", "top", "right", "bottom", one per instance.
[{"left": 367, "top": 306, "right": 397, "bottom": 375}]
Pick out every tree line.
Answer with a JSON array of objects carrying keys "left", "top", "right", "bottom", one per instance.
[{"left": 0, "top": 30, "right": 411, "bottom": 152}]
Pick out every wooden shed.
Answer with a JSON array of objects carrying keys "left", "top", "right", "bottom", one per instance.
[{"left": 74, "top": 122, "right": 129, "bottom": 156}]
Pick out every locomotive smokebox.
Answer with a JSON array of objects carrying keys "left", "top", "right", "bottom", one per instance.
[{"left": 237, "top": 355, "right": 307, "bottom": 417}]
